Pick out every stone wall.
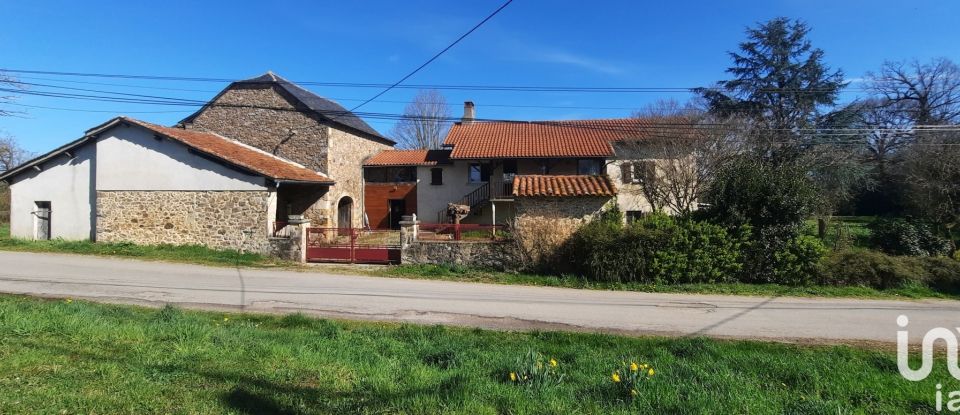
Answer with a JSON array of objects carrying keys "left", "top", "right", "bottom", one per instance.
[
  {"left": 326, "top": 126, "right": 393, "bottom": 228},
  {"left": 96, "top": 190, "right": 272, "bottom": 254},
  {"left": 512, "top": 196, "right": 613, "bottom": 266},
  {"left": 182, "top": 83, "right": 392, "bottom": 228},
  {"left": 183, "top": 84, "right": 331, "bottom": 172},
  {"left": 401, "top": 240, "right": 520, "bottom": 271}
]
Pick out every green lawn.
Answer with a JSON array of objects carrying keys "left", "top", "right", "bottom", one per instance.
[
  {"left": 803, "top": 216, "right": 874, "bottom": 249},
  {"left": 0, "top": 294, "right": 953, "bottom": 414}
]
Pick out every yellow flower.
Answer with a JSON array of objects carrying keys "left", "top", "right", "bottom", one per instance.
[
  {"left": 509, "top": 372, "right": 517, "bottom": 382},
  {"left": 65, "top": 298, "right": 73, "bottom": 304},
  {"left": 630, "top": 389, "right": 638, "bottom": 397},
  {"left": 611, "top": 372, "right": 621, "bottom": 383},
  {"left": 629, "top": 362, "right": 639, "bottom": 372},
  {"left": 223, "top": 317, "right": 229, "bottom": 322},
  {"left": 549, "top": 358, "right": 558, "bottom": 367},
  {"left": 647, "top": 368, "right": 655, "bottom": 376}
]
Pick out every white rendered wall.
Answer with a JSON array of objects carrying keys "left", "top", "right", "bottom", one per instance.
[
  {"left": 9, "top": 143, "right": 95, "bottom": 240},
  {"left": 415, "top": 161, "right": 484, "bottom": 223},
  {"left": 95, "top": 124, "right": 268, "bottom": 191}
]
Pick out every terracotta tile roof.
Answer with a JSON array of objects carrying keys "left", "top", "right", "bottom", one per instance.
[
  {"left": 364, "top": 149, "right": 452, "bottom": 166},
  {"left": 444, "top": 118, "right": 657, "bottom": 159},
  {"left": 512, "top": 174, "right": 617, "bottom": 197},
  {"left": 121, "top": 118, "right": 334, "bottom": 184}
]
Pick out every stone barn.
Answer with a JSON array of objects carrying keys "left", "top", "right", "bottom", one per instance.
[{"left": 0, "top": 117, "right": 333, "bottom": 255}]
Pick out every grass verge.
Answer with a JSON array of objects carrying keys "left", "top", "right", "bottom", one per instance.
[
  {"left": 1, "top": 223, "right": 955, "bottom": 300},
  {"left": 0, "top": 294, "right": 952, "bottom": 414},
  {"left": 0, "top": 224, "right": 288, "bottom": 268},
  {"left": 379, "top": 264, "right": 958, "bottom": 300}
]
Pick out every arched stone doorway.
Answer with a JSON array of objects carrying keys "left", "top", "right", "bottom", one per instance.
[{"left": 337, "top": 196, "right": 353, "bottom": 229}]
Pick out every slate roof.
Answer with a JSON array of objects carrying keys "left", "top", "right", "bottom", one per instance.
[
  {"left": 512, "top": 174, "right": 617, "bottom": 197},
  {"left": 179, "top": 72, "right": 394, "bottom": 145},
  {"left": 443, "top": 118, "right": 657, "bottom": 159},
  {"left": 363, "top": 149, "right": 452, "bottom": 166}
]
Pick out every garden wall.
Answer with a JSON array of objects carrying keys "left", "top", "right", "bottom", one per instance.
[{"left": 401, "top": 240, "right": 519, "bottom": 271}]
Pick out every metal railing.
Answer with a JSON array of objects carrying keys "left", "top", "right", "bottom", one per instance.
[{"left": 418, "top": 223, "right": 511, "bottom": 242}]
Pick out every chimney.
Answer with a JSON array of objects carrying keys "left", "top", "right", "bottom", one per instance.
[{"left": 462, "top": 101, "right": 475, "bottom": 124}]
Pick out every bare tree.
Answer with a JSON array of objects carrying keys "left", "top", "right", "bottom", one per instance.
[
  {"left": 0, "top": 132, "right": 30, "bottom": 171},
  {"left": 867, "top": 58, "right": 960, "bottom": 126},
  {"left": 897, "top": 130, "right": 960, "bottom": 241},
  {"left": 616, "top": 100, "right": 747, "bottom": 215},
  {"left": 390, "top": 89, "right": 451, "bottom": 150},
  {"left": 0, "top": 70, "right": 24, "bottom": 117}
]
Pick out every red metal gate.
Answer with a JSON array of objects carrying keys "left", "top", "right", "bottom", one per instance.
[{"left": 306, "top": 228, "right": 401, "bottom": 264}]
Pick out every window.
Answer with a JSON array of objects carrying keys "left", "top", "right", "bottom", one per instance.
[
  {"left": 364, "top": 167, "right": 416, "bottom": 183},
  {"left": 503, "top": 160, "right": 517, "bottom": 174},
  {"left": 578, "top": 159, "right": 603, "bottom": 175},
  {"left": 621, "top": 160, "right": 656, "bottom": 184},
  {"left": 538, "top": 160, "right": 551, "bottom": 174},
  {"left": 431, "top": 168, "right": 443, "bottom": 185},
  {"left": 625, "top": 210, "right": 645, "bottom": 223},
  {"left": 468, "top": 163, "right": 491, "bottom": 183}
]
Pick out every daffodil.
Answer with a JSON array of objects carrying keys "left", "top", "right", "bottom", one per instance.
[
  {"left": 629, "top": 362, "right": 639, "bottom": 372},
  {"left": 611, "top": 372, "right": 621, "bottom": 383},
  {"left": 549, "top": 358, "right": 558, "bottom": 367},
  {"left": 647, "top": 368, "right": 655, "bottom": 376},
  {"left": 509, "top": 372, "right": 517, "bottom": 382}
]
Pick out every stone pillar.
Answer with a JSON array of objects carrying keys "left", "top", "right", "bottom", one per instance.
[{"left": 289, "top": 218, "right": 311, "bottom": 263}]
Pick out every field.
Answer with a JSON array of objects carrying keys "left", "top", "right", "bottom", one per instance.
[{"left": 0, "top": 294, "right": 955, "bottom": 414}]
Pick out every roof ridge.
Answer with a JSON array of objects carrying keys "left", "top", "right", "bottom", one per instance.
[{"left": 459, "top": 117, "right": 645, "bottom": 125}]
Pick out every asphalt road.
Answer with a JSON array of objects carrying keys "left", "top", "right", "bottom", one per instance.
[{"left": 1, "top": 251, "right": 957, "bottom": 344}]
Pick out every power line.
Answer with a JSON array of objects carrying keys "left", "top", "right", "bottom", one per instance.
[
  {"left": 1, "top": 68, "right": 873, "bottom": 93},
  {"left": 12, "top": 76, "right": 646, "bottom": 111},
  {"left": 347, "top": 0, "right": 513, "bottom": 111},
  {"left": 5, "top": 86, "right": 960, "bottom": 144}
]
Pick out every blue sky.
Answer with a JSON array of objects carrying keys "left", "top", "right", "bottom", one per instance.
[{"left": 2, "top": 0, "right": 959, "bottom": 154}]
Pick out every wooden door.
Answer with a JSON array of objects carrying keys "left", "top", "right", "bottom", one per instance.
[{"left": 35, "top": 202, "right": 51, "bottom": 240}]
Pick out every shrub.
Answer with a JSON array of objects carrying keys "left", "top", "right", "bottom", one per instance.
[
  {"left": 819, "top": 250, "right": 926, "bottom": 289},
  {"left": 920, "top": 256, "right": 960, "bottom": 295},
  {"left": 568, "top": 213, "right": 747, "bottom": 284},
  {"left": 868, "top": 217, "right": 951, "bottom": 257},
  {"left": 767, "top": 235, "right": 827, "bottom": 285},
  {"left": 703, "top": 158, "right": 819, "bottom": 232}
]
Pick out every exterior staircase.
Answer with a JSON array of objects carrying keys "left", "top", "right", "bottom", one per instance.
[{"left": 435, "top": 178, "right": 513, "bottom": 223}]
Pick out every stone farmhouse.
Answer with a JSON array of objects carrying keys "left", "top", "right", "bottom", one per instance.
[
  {"left": 1, "top": 75, "right": 676, "bottom": 265},
  {"left": 0, "top": 72, "right": 393, "bottom": 258},
  {"left": 362, "top": 102, "right": 662, "bottom": 231}
]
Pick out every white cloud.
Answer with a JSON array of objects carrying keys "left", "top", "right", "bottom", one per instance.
[{"left": 529, "top": 50, "right": 626, "bottom": 75}]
